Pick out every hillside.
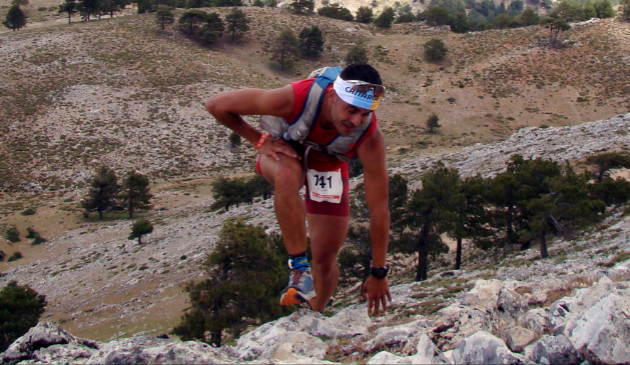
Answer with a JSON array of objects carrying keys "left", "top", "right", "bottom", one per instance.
[
  {"left": 1, "top": 9, "right": 629, "bottom": 196},
  {"left": 1, "top": 4, "right": 630, "bottom": 352},
  {"left": 1, "top": 113, "right": 629, "bottom": 364}
]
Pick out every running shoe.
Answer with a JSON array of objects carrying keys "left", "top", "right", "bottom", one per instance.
[{"left": 280, "top": 268, "right": 316, "bottom": 306}]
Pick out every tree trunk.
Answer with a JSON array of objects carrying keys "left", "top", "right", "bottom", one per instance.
[
  {"left": 98, "top": 208, "right": 103, "bottom": 220},
  {"left": 138, "top": 236, "right": 142, "bottom": 245},
  {"left": 415, "top": 223, "right": 430, "bottom": 281},
  {"left": 455, "top": 236, "right": 462, "bottom": 270},
  {"left": 211, "top": 330, "right": 222, "bottom": 347},
  {"left": 506, "top": 205, "right": 516, "bottom": 243},
  {"left": 68, "top": 13, "right": 71, "bottom": 24},
  {"left": 520, "top": 240, "right": 531, "bottom": 250},
  {"left": 540, "top": 228, "right": 548, "bottom": 258},
  {"left": 128, "top": 195, "right": 134, "bottom": 219}
]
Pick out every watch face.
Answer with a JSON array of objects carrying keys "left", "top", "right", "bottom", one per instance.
[{"left": 372, "top": 267, "right": 388, "bottom": 279}]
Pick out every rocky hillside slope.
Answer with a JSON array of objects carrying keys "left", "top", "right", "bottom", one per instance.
[
  {"left": 0, "top": 112, "right": 628, "bottom": 351},
  {"left": 2, "top": 221, "right": 629, "bottom": 364}
]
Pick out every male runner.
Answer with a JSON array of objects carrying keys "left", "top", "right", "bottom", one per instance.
[{"left": 205, "top": 63, "right": 391, "bottom": 315}]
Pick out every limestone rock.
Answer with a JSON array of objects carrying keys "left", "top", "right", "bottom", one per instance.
[
  {"left": 452, "top": 331, "right": 528, "bottom": 365},
  {"left": 363, "top": 319, "right": 432, "bottom": 352},
  {"left": 518, "top": 307, "right": 550, "bottom": 335},
  {"left": 84, "top": 336, "right": 232, "bottom": 364},
  {"left": 461, "top": 279, "right": 504, "bottom": 309},
  {"left": 0, "top": 322, "right": 96, "bottom": 365},
  {"left": 566, "top": 292, "right": 630, "bottom": 364},
  {"left": 503, "top": 325, "right": 537, "bottom": 353},
  {"left": 365, "top": 334, "right": 449, "bottom": 364},
  {"left": 526, "top": 335, "right": 583, "bottom": 365},
  {"left": 429, "top": 305, "right": 495, "bottom": 351},
  {"left": 235, "top": 307, "right": 370, "bottom": 360}
]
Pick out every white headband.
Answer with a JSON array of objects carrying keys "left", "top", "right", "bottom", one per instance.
[{"left": 333, "top": 76, "right": 382, "bottom": 111}]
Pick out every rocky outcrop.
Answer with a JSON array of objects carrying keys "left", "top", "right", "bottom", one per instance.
[{"left": 4, "top": 267, "right": 629, "bottom": 364}]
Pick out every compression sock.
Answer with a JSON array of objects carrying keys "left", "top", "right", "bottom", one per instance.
[{"left": 288, "top": 252, "right": 309, "bottom": 271}]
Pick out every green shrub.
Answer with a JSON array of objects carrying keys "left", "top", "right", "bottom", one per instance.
[
  {"left": 424, "top": 38, "right": 448, "bottom": 62},
  {"left": 0, "top": 251, "right": 5, "bottom": 262},
  {"left": 32, "top": 237, "right": 47, "bottom": 245},
  {"left": 20, "top": 208, "right": 36, "bottom": 216},
  {"left": 4, "top": 226, "right": 20, "bottom": 243},
  {"left": 0, "top": 281, "right": 47, "bottom": 352},
  {"left": 25, "top": 227, "right": 39, "bottom": 239},
  {"left": 7, "top": 252, "right": 23, "bottom": 262}
]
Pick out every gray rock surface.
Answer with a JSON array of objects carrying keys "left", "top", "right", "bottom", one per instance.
[
  {"left": 526, "top": 335, "right": 583, "bottom": 365},
  {"left": 235, "top": 307, "right": 370, "bottom": 361},
  {"left": 452, "top": 331, "right": 528, "bottom": 365},
  {"left": 566, "top": 291, "right": 630, "bottom": 364},
  {"left": 503, "top": 325, "right": 537, "bottom": 353}
]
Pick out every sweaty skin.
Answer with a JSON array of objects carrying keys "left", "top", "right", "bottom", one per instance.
[{"left": 205, "top": 84, "right": 392, "bottom": 316}]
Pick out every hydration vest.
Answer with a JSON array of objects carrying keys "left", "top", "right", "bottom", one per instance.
[{"left": 259, "top": 67, "right": 374, "bottom": 163}]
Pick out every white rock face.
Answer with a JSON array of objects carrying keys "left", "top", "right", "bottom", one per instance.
[
  {"left": 526, "top": 335, "right": 583, "bottom": 365},
  {"left": 366, "top": 334, "right": 449, "bottom": 364},
  {"left": 235, "top": 307, "right": 370, "bottom": 361},
  {"left": 452, "top": 331, "right": 528, "bottom": 365},
  {"left": 461, "top": 279, "right": 504, "bottom": 308},
  {"left": 503, "top": 325, "right": 537, "bottom": 353},
  {"left": 567, "top": 292, "right": 630, "bottom": 364}
]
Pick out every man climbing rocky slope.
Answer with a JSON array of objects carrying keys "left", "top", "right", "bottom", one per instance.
[{"left": 2, "top": 113, "right": 629, "bottom": 365}]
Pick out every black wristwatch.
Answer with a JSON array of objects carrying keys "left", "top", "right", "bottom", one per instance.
[{"left": 370, "top": 266, "right": 389, "bottom": 279}]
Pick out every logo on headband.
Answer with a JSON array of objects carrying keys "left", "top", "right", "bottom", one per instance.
[
  {"left": 345, "top": 87, "right": 376, "bottom": 101},
  {"left": 333, "top": 76, "right": 383, "bottom": 111}
]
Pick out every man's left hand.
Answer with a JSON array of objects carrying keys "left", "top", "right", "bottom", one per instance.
[{"left": 360, "top": 276, "right": 392, "bottom": 316}]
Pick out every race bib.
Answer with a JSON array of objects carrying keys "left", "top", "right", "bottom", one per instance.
[{"left": 306, "top": 168, "right": 343, "bottom": 204}]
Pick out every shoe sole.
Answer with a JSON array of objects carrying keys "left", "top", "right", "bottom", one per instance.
[{"left": 280, "top": 287, "right": 316, "bottom": 306}]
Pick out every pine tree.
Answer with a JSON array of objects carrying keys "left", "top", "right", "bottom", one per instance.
[
  {"left": 540, "top": 16, "right": 571, "bottom": 49},
  {"left": 394, "top": 163, "right": 457, "bottom": 281},
  {"left": 120, "top": 170, "right": 153, "bottom": 219},
  {"left": 77, "top": 0, "right": 100, "bottom": 21},
  {"left": 338, "top": 225, "right": 372, "bottom": 283},
  {"left": 0, "top": 281, "right": 47, "bottom": 352},
  {"left": 373, "top": 6, "right": 395, "bottom": 28},
  {"left": 451, "top": 175, "right": 494, "bottom": 269},
  {"left": 345, "top": 45, "right": 369, "bottom": 64},
  {"left": 229, "top": 131, "right": 241, "bottom": 147},
  {"left": 82, "top": 166, "right": 120, "bottom": 220},
  {"left": 424, "top": 38, "right": 448, "bottom": 62},
  {"left": 197, "top": 12, "right": 224, "bottom": 45},
  {"left": 621, "top": 0, "right": 630, "bottom": 21},
  {"left": 291, "top": 0, "right": 314, "bottom": 14},
  {"left": 355, "top": 6, "right": 373, "bottom": 23},
  {"left": 317, "top": 3, "right": 354, "bottom": 21},
  {"left": 270, "top": 28, "right": 299, "bottom": 71},
  {"left": 585, "top": 152, "right": 630, "bottom": 183},
  {"left": 59, "top": 0, "right": 77, "bottom": 24},
  {"left": 298, "top": 25, "right": 324, "bottom": 58},
  {"left": 211, "top": 176, "right": 247, "bottom": 211},
  {"left": 426, "top": 113, "right": 440, "bottom": 132},
  {"left": 128, "top": 218, "right": 153, "bottom": 244},
  {"left": 225, "top": 7, "right": 249, "bottom": 42},
  {"left": 155, "top": 4, "right": 174, "bottom": 30},
  {"left": 3, "top": 5, "right": 26, "bottom": 31},
  {"left": 179, "top": 9, "right": 207, "bottom": 35},
  {"left": 172, "top": 220, "right": 289, "bottom": 346}
]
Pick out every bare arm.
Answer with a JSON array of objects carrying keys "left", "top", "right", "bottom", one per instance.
[
  {"left": 357, "top": 126, "right": 392, "bottom": 315},
  {"left": 358, "top": 126, "right": 390, "bottom": 267},
  {"left": 205, "top": 85, "right": 299, "bottom": 159}
]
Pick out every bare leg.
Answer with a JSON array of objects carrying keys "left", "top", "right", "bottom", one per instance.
[
  {"left": 307, "top": 213, "right": 349, "bottom": 312},
  {"left": 258, "top": 154, "right": 307, "bottom": 255}
]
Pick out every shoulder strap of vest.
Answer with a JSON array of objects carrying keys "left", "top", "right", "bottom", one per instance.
[{"left": 286, "top": 67, "right": 343, "bottom": 142}]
